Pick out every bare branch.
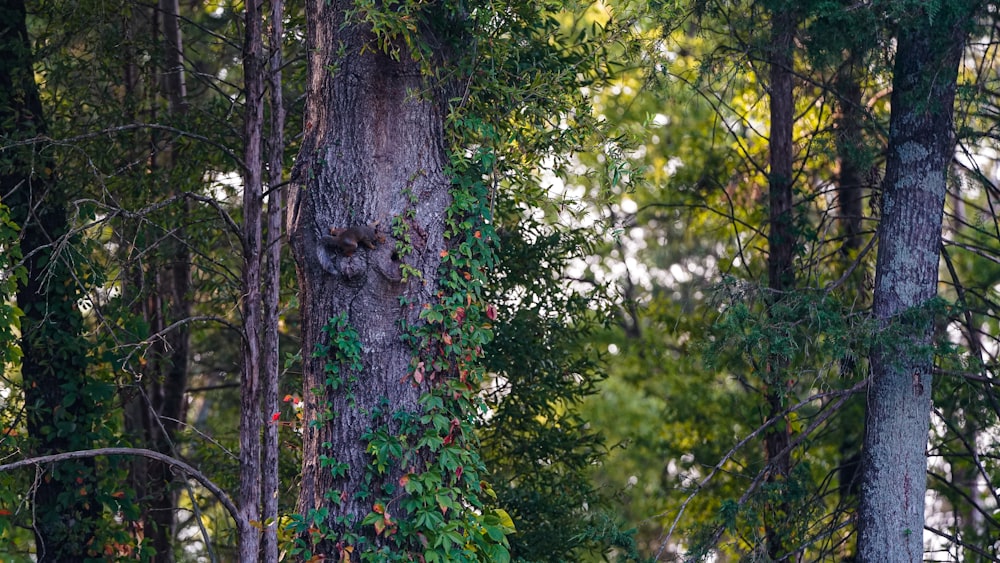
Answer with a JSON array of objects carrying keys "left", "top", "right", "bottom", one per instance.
[
  {"left": 652, "top": 379, "right": 868, "bottom": 559},
  {"left": 0, "top": 447, "right": 243, "bottom": 530},
  {"left": 0, "top": 124, "right": 245, "bottom": 169}
]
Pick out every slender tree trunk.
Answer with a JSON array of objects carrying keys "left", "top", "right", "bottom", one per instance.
[
  {"left": 857, "top": 6, "right": 973, "bottom": 561},
  {"left": 239, "top": 0, "right": 265, "bottom": 560},
  {"left": 289, "top": 0, "right": 452, "bottom": 555},
  {"left": 834, "top": 52, "right": 866, "bottom": 255},
  {"left": 159, "top": 0, "right": 187, "bottom": 115},
  {"left": 0, "top": 1, "right": 102, "bottom": 559},
  {"left": 145, "top": 3, "right": 193, "bottom": 561},
  {"left": 261, "top": 0, "right": 286, "bottom": 559},
  {"left": 832, "top": 49, "right": 869, "bottom": 522},
  {"left": 764, "top": 5, "right": 796, "bottom": 559}
]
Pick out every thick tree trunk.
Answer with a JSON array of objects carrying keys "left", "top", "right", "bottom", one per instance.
[
  {"left": 289, "top": 0, "right": 451, "bottom": 555},
  {"left": 857, "top": 9, "right": 970, "bottom": 561},
  {"left": 0, "top": 1, "right": 102, "bottom": 559}
]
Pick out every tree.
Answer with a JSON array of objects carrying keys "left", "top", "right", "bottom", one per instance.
[
  {"left": 761, "top": 2, "right": 798, "bottom": 557},
  {"left": 858, "top": 2, "right": 981, "bottom": 560},
  {"left": 286, "top": 1, "right": 509, "bottom": 559},
  {"left": 0, "top": 0, "right": 117, "bottom": 558},
  {"left": 134, "top": 2, "right": 195, "bottom": 558}
]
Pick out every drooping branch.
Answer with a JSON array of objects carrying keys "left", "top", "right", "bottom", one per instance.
[
  {"left": 0, "top": 447, "right": 242, "bottom": 528},
  {"left": 653, "top": 379, "right": 868, "bottom": 559}
]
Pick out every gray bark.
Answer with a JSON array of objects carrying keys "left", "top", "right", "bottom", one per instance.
[
  {"left": 289, "top": 0, "right": 451, "bottom": 555},
  {"left": 261, "top": 0, "right": 286, "bottom": 559},
  {"left": 857, "top": 7, "right": 972, "bottom": 561},
  {"left": 239, "top": 0, "right": 265, "bottom": 559}
]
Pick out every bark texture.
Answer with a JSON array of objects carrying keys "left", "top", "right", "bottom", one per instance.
[
  {"left": 289, "top": 0, "right": 451, "bottom": 554},
  {"left": 239, "top": 0, "right": 265, "bottom": 559},
  {"left": 857, "top": 7, "right": 972, "bottom": 561},
  {"left": 261, "top": 0, "right": 286, "bottom": 559}
]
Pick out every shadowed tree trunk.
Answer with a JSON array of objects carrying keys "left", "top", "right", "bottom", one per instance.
[
  {"left": 0, "top": 1, "right": 103, "bottom": 559},
  {"left": 288, "top": 0, "right": 454, "bottom": 556},
  {"left": 763, "top": 4, "right": 797, "bottom": 559},
  {"left": 116, "top": 2, "right": 193, "bottom": 558},
  {"left": 857, "top": 4, "right": 977, "bottom": 561},
  {"left": 145, "top": 2, "right": 192, "bottom": 560},
  {"left": 834, "top": 52, "right": 866, "bottom": 255}
]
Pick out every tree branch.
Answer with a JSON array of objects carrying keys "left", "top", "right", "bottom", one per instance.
[{"left": 0, "top": 447, "right": 242, "bottom": 530}]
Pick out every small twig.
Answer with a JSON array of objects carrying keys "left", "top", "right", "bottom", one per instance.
[
  {"left": 925, "top": 525, "right": 1000, "bottom": 562},
  {"left": 823, "top": 232, "right": 877, "bottom": 294}
]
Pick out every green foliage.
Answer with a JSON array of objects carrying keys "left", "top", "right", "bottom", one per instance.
[
  {"left": 704, "top": 278, "right": 875, "bottom": 394},
  {"left": 4, "top": 0, "right": 1000, "bottom": 560},
  {"left": 0, "top": 203, "right": 23, "bottom": 367}
]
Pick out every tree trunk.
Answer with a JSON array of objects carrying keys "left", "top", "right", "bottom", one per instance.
[
  {"left": 857, "top": 7, "right": 972, "bottom": 561},
  {"left": 261, "top": 0, "right": 286, "bottom": 558},
  {"left": 289, "top": 0, "right": 451, "bottom": 555},
  {"left": 0, "top": 1, "right": 102, "bottom": 559},
  {"left": 239, "top": 0, "right": 265, "bottom": 559},
  {"left": 764, "top": 5, "right": 796, "bottom": 559},
  {"left": 834, "top": 52, "right": 866, "bottom": 255},
  {"left": 147, "top": 3, "right": 192, "bottom": 560}
]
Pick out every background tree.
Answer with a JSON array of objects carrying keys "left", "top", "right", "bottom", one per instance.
[{"left": 0, "top": 0, "right": 123, "bottom": 558}]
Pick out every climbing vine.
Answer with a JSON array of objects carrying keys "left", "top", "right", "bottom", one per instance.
[{"left": 286, "top": 0, "right": 638, "bottom": 560}]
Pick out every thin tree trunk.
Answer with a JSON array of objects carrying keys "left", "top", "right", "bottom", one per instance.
[
  {"left": 150, "top": 3, "right": 192, "bottom": 561},
  {"left": 857, "top": 7, "right": 972, "bottom": 561},
  {"left": 289, "top": 0, "right": 452, "bottom": 555},
  {"left": 764, "top": 5, "right": 796, "bottom": 559},
  {"left": 832, "top": 48, "right": 869, "bottom": 523},
  {"left": 834, "top": 52, "right": 866, "bottom": 254},
  {"left": 261, "top": 0, "right": 286, "bottom": 559},
  {"left": 239, "top": 0, "right": 266, "bottom": 560}
]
